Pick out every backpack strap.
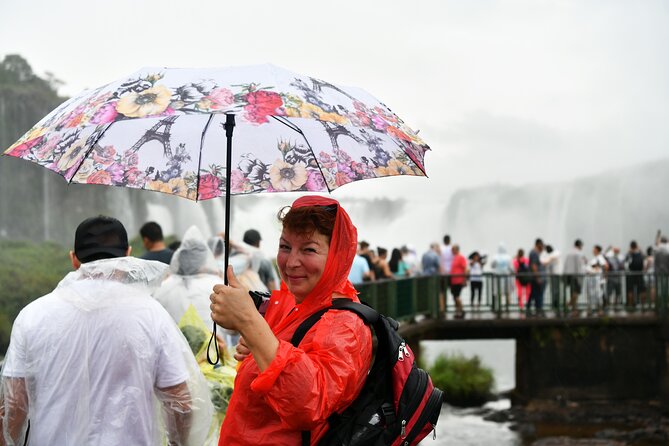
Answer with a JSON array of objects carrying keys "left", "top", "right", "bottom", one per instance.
[
  {"left": 290, "top": 299, "right": 380, "bottom": 346},
  {"left": 330, "top": 299, "right": 380, "bottom": 325},
  {"left": 290, "top": 307, "right": 332, "bottom": 347},
  {"left": 292, "top": 299, "right": 380, "bottom": 446}
]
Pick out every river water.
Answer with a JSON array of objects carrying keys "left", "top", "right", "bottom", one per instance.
[{"left": 419, "top": 339, "right": 522, "bottom": 446}]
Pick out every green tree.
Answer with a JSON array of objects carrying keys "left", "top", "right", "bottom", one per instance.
[{"left": 0, "top": 240, "right": 72, "bottom": 353}]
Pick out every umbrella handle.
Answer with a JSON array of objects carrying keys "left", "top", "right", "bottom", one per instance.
[{"left": 207, "top": 113, "right": 236, "bottom": 366}]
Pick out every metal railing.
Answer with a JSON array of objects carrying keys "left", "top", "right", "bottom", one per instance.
[{"left": 353, "top": 273, "right": 669, "bottom": 321}]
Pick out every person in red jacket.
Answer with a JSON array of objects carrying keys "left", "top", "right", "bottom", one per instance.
[
  {"left": 209, "top": 196, "right": 373, "bottom": 445},
  {"left": 449, "top": 244, "right": 468, "bottom": 318}
]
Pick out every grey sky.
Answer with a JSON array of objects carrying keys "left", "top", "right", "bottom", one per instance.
[{"left": 2, "top": 0, "right": 667, "bottom": 203}]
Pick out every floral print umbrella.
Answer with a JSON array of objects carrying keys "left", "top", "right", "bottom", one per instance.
[{"left": 4, "top": 64, "right": 429, "bottom": 201}]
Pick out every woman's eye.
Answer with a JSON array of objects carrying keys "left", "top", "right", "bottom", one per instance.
[
  {"left": 279, "top": 244, "right": 290, "bottom": 251},
  {"left": 304, "top": 248, "right": 317, "bottom": 253}
]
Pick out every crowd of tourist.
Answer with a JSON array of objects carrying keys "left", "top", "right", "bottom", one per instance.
[
  {"left": 345, "top": 232, "right": 669, "bottom": 319},
  {"left": 145, "top": 223, "right": 669, "bottom": 322}
]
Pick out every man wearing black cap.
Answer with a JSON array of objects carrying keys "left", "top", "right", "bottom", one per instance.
[
  {"left": 0, "top": 216, "right": 211, "bottom": 445},
  {"left": 243, "top": 228, "right": 277, "bottom": 291}
]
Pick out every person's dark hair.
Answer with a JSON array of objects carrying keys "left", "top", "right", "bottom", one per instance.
[
  {"left": 630, "top": 240, "right": 638, "bottom": 250},
  {"left": 359, "top": 240, "right": 369, "bottom": 250},
  {"left": 535, "top": 238, "right": 544, "bottom": 247},
  {"left": 593, "top": 245, "right": 602, "bottom": 254},
  {"left": 443, "top": 235, "right": 451, "bottom": 245},
  {"left": 168, "top": 240, "right": 181, "bottom": 251},
  {"left": 517, "top": 248, "right": 524, "bottom": 258},
  {"left": 140, "top": 222, "right": 164, "bottom": 242},
  {"left": 647, "top": 246, "right": 654, "bottom": 256},
  {"left": 661, "top": 236, "right": 668, "bottom": 244},
  {"left": 278, "top": 205, "right": 336, "bottom": 244},
  {"left": 574, "top": 239, "right": 583, "bottom": 248},
  {"left": 377, "top": 247, "right": 388, "bottom": 257},
  {"left": 388, "top": 248, "right": 402, "bottom": 273},
  {"left": 546, "top": 245, "right": 554, "bottom": 254},
  {"left": 243, "top": 229, "right": 262, "bottom": 246},
  {"left": 74, "top": 216, "right": 129, "bottom": 264}
]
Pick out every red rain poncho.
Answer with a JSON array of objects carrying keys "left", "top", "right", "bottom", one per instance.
[{"left": 218, "top": 196, "right": 373, "bottom": 446}]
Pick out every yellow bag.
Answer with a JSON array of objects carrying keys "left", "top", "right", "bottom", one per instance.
[{"left": 178, "top": 305, "right": 237, "bottom": 443}]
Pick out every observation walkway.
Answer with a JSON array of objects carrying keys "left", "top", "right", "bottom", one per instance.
[{"left": 366, "top": 273, "right": 669, "bottom": 403}]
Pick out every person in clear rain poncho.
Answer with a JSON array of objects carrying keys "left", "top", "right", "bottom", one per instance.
[
  {"left": 205, "top": 233, "right": 271, "bottom": 349},
  {"left": 154, "top": 226, "right": 224, "bottom": 330},
  {"left": 0, "top": 216, "right": 212, "bottom": 446}
]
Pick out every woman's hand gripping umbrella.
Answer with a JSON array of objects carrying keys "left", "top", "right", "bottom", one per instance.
[{"left": 210, "top": 266, "right": 279, "bottom": 371}]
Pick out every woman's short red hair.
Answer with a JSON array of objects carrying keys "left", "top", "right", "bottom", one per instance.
[{"left": 278, "top": 205, "right": 336, "bottom": 243}]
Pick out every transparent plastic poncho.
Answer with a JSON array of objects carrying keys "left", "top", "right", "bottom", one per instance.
[
  {"left": 155, "top": 226, "right": 244, "bottom": 348},
  {"left": 154, "top": 226, "right": 224, "bottom": 329},
  {"left": 0, "top": 257, "right": 213, "bottom": 445}
]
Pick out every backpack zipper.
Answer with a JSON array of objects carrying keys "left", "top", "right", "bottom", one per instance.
[
  {"left": 398, "top": 368, "right": 427, "bottom": 438},
  {"left": 402, "top": 388, "right": 443, "bottom": 445},
  {"left": 398, "top": 341, "right": 411, "bottom": 361}
]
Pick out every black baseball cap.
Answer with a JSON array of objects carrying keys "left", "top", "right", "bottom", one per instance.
[
  {"left": 74, "top": 216, "right": 129, "bottom": 263},
  {"left": 243, "top": 229, "right": 262, "bottom": 245}
]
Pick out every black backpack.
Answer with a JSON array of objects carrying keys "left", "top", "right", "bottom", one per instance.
[
  {"left": 629, "top": 252, "right": 644, "bottom": 272},
  {"left": 291, "top": 299, "right": 443, "bottom": 446}
]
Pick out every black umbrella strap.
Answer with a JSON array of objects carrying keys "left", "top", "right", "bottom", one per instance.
[{"left": 207, "top": 322, "right": 220, "bottom": 365}]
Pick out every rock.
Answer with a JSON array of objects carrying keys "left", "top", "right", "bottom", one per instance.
[
  {"left": 531, "top": 437, "right": 625, "bottom": 446},
  {"left": 483, "top": 411, "right": 510, "bottom": 423},
  {"left": 516, "top": 423, "right": 536, "bottom": 437},
  {"left": 484, "top": 399, "right": 669, "bottom": 444}
]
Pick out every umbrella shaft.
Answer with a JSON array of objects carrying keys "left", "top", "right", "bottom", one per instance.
[{"left": 223, "top": 114, "right": 235, "bottom": 285}]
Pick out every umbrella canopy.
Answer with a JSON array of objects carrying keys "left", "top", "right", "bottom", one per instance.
[{"left": 4, "top": 64, "right": 429, "bottom": 200}]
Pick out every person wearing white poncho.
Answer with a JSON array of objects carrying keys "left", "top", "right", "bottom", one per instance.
[
  {"left": 153, "top": 226, "right": 224, "bottom": 331},
  {"left": 0, "top": 216, "right": 212, "bottom": 446},
  {"left": 153, "top": 226, "right": 269, "bottom": 350}
]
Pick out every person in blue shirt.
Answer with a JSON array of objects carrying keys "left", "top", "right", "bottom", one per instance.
[{"left": 348, "top": 253, "right": 371, "bottom": 284}]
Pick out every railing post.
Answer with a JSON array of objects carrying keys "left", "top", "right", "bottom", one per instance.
[
  {"left": 658, "top": 274, "right": 668, "bottom": 318},
  {"left": 493, "top": 274, "right": 502, "bottom": 317},
  {"left": 411, "top": 276, "right": 418, "bottom": 320},
  {"left": 430, "top": 275, "right": 439, "bottom": 319}
]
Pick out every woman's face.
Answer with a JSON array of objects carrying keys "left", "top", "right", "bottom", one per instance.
[{"left": 277, "top": 228, "right": 330, "bottom": 303}]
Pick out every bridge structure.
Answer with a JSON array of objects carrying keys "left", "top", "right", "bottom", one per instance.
[{"left": 356, "top": 273, "right": 669, "bottom": 405}]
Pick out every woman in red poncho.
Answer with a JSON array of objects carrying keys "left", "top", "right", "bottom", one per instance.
[{"left": 209, "top": 196, "right": 373, "bottom": 445}]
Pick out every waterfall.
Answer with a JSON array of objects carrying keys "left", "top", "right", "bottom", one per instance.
[{"left": 1, "top": 158, "right": 667, "bottom": 263}]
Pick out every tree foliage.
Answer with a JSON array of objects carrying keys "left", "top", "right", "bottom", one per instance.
[
  {"left": 0, "top": 54, "right": 64, "bottom": 148},
  {"left": 0, "top": 240, "right": 72, "bottom": 354},
  {"left": 0, "top": 55, "right": 148, "bottom": 244}
]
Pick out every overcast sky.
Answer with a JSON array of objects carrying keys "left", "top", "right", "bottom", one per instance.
[{"left": 2, "top": 0, "right": 668, "bottom": 203}]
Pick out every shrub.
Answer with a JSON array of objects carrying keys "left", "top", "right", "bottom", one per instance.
[
  {"left": 0, "top": 240, "right": 71, "bottom": 353},
  {"left": 428, "top": 353, "right": 495, "bottom": 407}
]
